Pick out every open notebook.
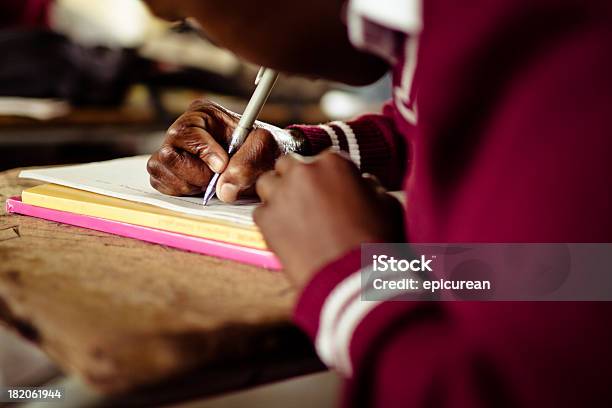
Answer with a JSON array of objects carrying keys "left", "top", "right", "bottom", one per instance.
[{"left": 17, "top": 156, "right": 266, "bottom": 250}]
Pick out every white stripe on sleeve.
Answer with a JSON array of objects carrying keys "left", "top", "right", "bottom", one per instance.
[
  {"left": 315, "top": 266, "right": 388, "bottom": 377},
  {"left": 333, "top": 296, "right": 381, "bottom": 376},
  {"left": 331, "top": 121, "right": 362, "bottom": 169},
  {"left": 318, "top": 124, "right": 341, "bottom": 151},
  {"left": 315, "top": 272, "right": 361, "bottom": 367}
]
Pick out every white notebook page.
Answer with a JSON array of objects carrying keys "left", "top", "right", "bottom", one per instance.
[{"left": 19, "top": 155, "right": 257, "bottom": 226}]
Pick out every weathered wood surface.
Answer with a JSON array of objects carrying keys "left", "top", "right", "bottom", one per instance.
[{"left": 0, "top": 168, "right": 309, "bottom": 396}]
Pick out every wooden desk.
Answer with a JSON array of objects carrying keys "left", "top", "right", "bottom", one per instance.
[{"left": 0, "top": 168, "right": 321, "bottom": 405}]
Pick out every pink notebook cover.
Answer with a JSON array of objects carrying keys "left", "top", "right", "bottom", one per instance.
[{"left": 6, "top": 197, "right": 281, "bottom": 270}]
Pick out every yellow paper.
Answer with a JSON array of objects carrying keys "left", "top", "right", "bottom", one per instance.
[{"left": 22, "top": 184, "right": 266, "bottom": 249}]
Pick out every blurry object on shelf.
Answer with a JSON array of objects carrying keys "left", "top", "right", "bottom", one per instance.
[
  {"left": 261, "top": 71, "right": 329, "bottom": 104},
  {"left": 321, "top": 90, "right": 372, "bottom": 120},
  {"left": 49, "top": 0, "right": 155, "bottom": 48},
  {"left": 321, "top": 73, "right": 392, "bottom": 119},
  {"left": 0, "top": 97, "right": 70, "bottom": 120},
  {"left": 0, "top": 0, "right": 331, "bottom": 117},
  {"left": 0, "top": 30, "right": 144, "bottom": 106},
  {"left": 140, "top": 27, "right": 241, "bottom": 77},
  {"left": 0, "top": 30, "right": 330, "bottom": 115},
  {"left": 0, "top": 0, "right": 334, "bottom": 173}
]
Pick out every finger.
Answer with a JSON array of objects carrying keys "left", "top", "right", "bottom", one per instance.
[
  {"left": 255, "top": 171, "right": 282, "bottom": 203},
  {"left": 252, "top": 205, "right": 268, "bottom": 229},
  {"left": 155, "top": 145, "right": 213, "bottom": 187},
  {"left": 318, "top": 149, "right": 362, "bottom": 179},
  {"left": 148, "top": 165, "right": 200, "bottom": 196},
  {"left": 327, "top": 148, "right": 353, "bottom": 162},
  {"left": 274, "top": 154, "right": 299, "bottom": 175},
  {"left": 167, "top": 115, "right": 229, "bottom": 173},
  {"left": 216, "top": 128, "right": 279, "bottom": 202},
  {"left": 188, "top": 99, "right": 241, "bottom": 127}
]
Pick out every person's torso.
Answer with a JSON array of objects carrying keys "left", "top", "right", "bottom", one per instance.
[{"left": 348, "top": 0, "right": 612, "bottom": 243}]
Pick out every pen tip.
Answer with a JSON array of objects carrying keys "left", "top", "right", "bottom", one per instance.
[
  {"left": 202, "top": 188, "right": 215, "bottom": 206},
  {"left": 202, "top": 172, "right": 221, "bottom": 206}
]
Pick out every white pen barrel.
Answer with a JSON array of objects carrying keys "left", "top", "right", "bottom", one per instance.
[
  {"left": 227, "top": 126, "right": 251, "bottom": 154},
  {"left": 202, "top": 67, "right": 278, "bottom": 205},
  {"left": 237, "top": 69, "right": 279, "bottom": 130}
]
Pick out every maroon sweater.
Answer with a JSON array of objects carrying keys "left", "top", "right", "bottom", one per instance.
[{"left": 289, "top": 1, "right": 612, "bottom": 407}]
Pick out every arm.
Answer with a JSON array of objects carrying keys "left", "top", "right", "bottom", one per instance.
[
  {"left": 147, "top": 100, "right": 408, "bottom": 201},
  {"left": 253, "top": 85, "right": 612, "bottom": 407},
  {"left": 288, "top": 106, "right": 408, "bottom": 190},
  {"left": 294, "top": 255, "right": 612, "bottom": 408},
  {"left": 287, "top": 27, "right": 612, "bottom": 405}
]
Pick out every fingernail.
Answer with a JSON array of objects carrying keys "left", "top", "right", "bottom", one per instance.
[
  {"left": 219, "top": 183, "right": 239, "bottom": 202},
  {"left": 208, "top": 154, "right": 225, "bottom": 173}
]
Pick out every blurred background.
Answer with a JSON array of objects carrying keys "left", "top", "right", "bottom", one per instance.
[
  {"left": 0, "top": 0, "right": 390, "bottom": 405},
  {"left": 0, "top": 0, "right": 391, "bottom": 172}
]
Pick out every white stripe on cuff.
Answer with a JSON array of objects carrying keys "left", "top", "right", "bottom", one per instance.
[
  {"left": 315, "top": 266, "right": 388, "bottom": 377},
  {"left": 333, "top": 296, "right": 381, "bottom": 376},
  {"left": 331, "top": 121, "right": 361, "bottom": 169},
  {"left": 315, "top": 272, "right": 362, "bottom": 367},
  {"left": 318, "top": 124, "right": 341, "bottom": 151},
  {"left": 315, "top": 263, "right": 419, "bottom": 376}
]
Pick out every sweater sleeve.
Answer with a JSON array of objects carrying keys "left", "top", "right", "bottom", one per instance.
[
  {"left": 287, "top": 103, "right": 408, "bottom": 190},
  {"left": 293, "top": 248, "right": 612, "bottom": 407}
]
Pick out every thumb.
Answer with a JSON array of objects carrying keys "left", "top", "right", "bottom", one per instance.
[{"left": 216, "top": 128, "right": 280, "bottom": 202}]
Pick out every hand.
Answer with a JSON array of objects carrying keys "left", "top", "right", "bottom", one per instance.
[
  {"left": 147, "top": 99, "right": 303, "bottom": 202},
  {"left": 254, "top": 150, "right": 405, "bottom": 289}
]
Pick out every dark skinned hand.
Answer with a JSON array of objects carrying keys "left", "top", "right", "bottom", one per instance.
[
  {"left": 254, "top": 150, "right": 405, "bottom": 290},
  {"left": 147, "top": 99, "right": 303, "bottom": 202}
]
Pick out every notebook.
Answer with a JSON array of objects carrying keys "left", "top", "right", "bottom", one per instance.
[
  {"left": 5, "top": 197, "right": 281, "bottom": 269},
  {"left": 19, "top": 156, "right": 256, "bottom": 223},
  {"left": 18, "top": 156, "right": 267, "bottom": 250}
]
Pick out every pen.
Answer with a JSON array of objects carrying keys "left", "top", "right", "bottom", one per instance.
[{"left": 202, "top": 67, "right": 279, "bottom": 205}]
